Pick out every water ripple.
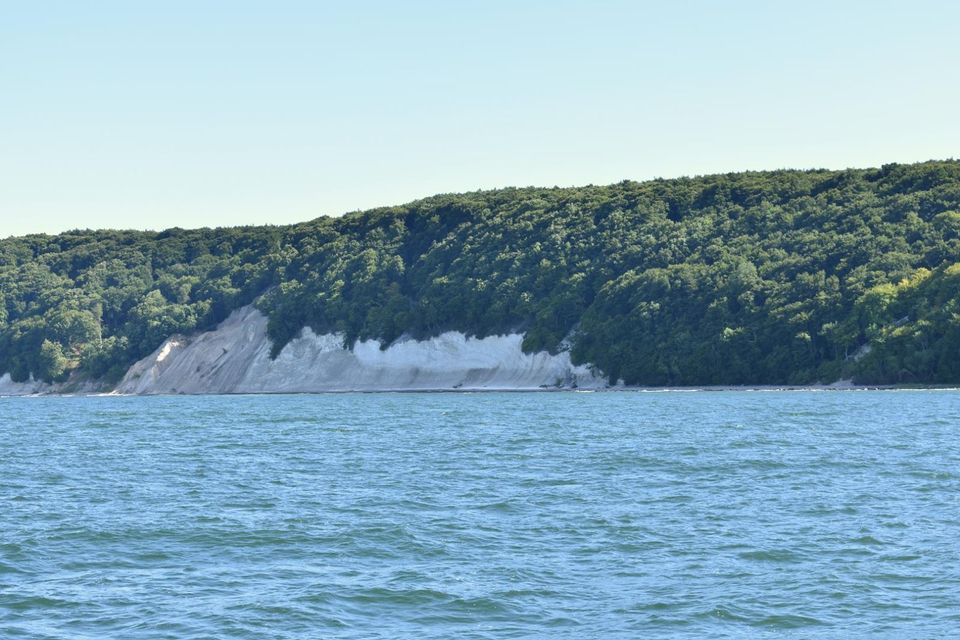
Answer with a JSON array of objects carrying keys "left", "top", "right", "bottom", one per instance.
[{"left": 1, "top": 391, "right": 959, "bottom": 638}]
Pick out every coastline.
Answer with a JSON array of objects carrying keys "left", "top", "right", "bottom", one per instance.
[
  {"left": 4, "top": 383, "right": 959, "bottom": 398},
  {"left": 2, "top": 306, "right": 955, "bottom": 397}
]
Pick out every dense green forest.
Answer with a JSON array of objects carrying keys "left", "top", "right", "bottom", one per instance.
[{"left": 2, "top": 160, "right": 960, "bottom": 386}]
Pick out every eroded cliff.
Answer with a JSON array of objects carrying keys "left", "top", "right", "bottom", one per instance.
[{"left": 108, "top": 305, "right": 606, "bottom": 394}]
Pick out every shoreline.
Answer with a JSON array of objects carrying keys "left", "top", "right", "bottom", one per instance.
[
  {"left": 4, "top": 384, "right": 959, "bottom": 398},
  {"left": 8, "top": 305, "right": 952, "bottom": 398}
]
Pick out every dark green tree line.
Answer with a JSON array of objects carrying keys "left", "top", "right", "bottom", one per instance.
[{"left": 2, "top": 160, "right": 959, "bottom": 385}]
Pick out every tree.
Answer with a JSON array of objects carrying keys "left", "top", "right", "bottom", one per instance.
[{"left": 37, "top": 339, "right": 68, "bottom": 383}]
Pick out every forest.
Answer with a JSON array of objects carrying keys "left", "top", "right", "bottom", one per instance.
[{"left": 2, "top": 159, "right": 959, "bottom": 386}]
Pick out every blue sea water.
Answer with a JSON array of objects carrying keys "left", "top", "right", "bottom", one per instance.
[{"left": 1, "top": 391, "right": 959, "bottom": 639}]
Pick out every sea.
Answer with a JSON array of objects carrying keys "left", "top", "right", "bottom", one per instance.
[{"left": 1, "top": 391, "right": 958, "bottom": 639}]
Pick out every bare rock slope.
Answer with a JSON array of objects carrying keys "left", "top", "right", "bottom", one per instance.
[{"left": 114, "top": 305, "right": 607, "bottom": 394}]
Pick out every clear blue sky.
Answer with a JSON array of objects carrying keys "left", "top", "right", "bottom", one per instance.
[{"left": 2, "top": 1, "right": 958, "bottom": 237}]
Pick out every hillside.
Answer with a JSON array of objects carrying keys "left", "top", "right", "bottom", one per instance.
[{"left": 2, "top": 159, "right": 960, "bottom": 388}]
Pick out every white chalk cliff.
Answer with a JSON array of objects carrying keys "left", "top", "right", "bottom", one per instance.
[
  {"left": 0, "top": 373, "right": 54, "bottom": 396},
  {"left": 111, "top": 305, "right": 607, "bottom": 394},
  {"left": 0, "top": 373, "right": 103, "bottom": 396}
]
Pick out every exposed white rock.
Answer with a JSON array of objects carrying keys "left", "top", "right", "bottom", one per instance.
[
  {"left": 114, "top": 305, "right": 608, "bottom": 394},
  {"left": 849, "top": 343, "right": 872, "bottom": 361},
  {"left": 0, "top": 373, "right": 103, "bottom": 396},
  {"left": 0, "top": 373, "right": 51, "bottom": 396}
]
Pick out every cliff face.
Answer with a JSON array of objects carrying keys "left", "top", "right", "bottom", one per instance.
[
  {"left": 0, "top": 374, "right": 55, "bottom": 395},
  {"left": 108, "top": 305, "right": 606, "bottom": 394},
  {"left": 0, "top": 373, "right": 105, "bottom": 396}
]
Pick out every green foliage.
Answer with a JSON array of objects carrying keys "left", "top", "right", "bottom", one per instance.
[
  {"left": 37, "top": 339, "right": 68, "bottom": 383},
  {"left": 2, "top": 160, "right": 960, "bottom": 385},
  {"left": 852, "top": 264, "right": 960, "bottom": 383}
]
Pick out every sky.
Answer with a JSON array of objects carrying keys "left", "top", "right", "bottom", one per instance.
[{"left": 2, "top": 0, "right": 958, "bottom": 237}]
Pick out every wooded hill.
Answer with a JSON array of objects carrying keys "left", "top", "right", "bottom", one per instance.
[{"left": 3, "top": 160, "right": 960, "bottom": 386}]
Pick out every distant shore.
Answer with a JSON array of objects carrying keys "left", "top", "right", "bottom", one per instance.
[{"left": 5, "top": 383, "right": 960, "bottom": 397}]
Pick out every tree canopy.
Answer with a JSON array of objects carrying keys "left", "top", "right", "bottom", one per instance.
[{"left": 2, "top": 160, "right": 960, "bottom": 386}]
